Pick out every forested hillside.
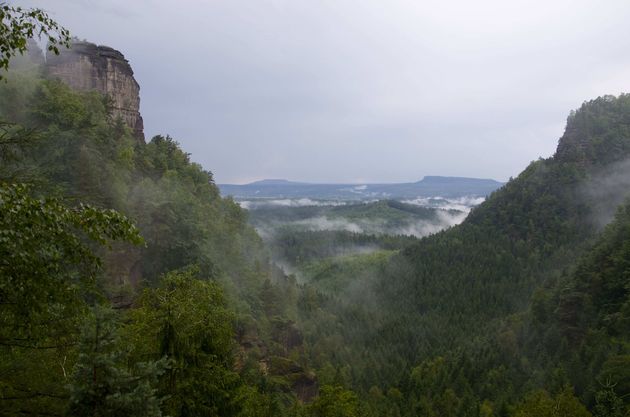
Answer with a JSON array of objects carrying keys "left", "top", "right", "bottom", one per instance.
[
  {"left": 3, "top": 6, "right": 630, "bottom": 416},
  {"left": 0, "top": 70, "right": 328, "bottom": 416},
  {"left": 337, "top": 94, "right": 630, "bottom": 415}
]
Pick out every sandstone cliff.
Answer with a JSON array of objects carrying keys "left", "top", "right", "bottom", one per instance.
[{"left": 45, "top": 40, "right": 144, "bottom": 141}]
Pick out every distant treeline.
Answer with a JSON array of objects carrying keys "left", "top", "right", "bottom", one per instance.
[{"left": 269, "top": 229, "right": 416, "bottom": 265}]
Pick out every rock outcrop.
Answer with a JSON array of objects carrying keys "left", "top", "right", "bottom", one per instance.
[
  {"left": 553, "top": 95, "right": 630, "bottom": 167},
  {"left": 45, "top": 40, "right": 144, "bottom": 141}
]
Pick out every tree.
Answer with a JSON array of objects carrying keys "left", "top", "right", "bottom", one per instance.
[
  {"left": 513, "top": 387, "right": 592, "bottom": 417},
  {"left": 593, "top": 386, "right": 627, "bottom": 417},
  {"left": 0, "top": 2, "right": 70, "bottom": 77},
  {"left": 67, "top": 305, "right": 166, "bottom": 417},
  {"left": 0, "top": 183, "right": 143, "bottom": 339},
  {"left": 0, "top": 183, "right": 143, "bottom": 415},
  {"left": 306, "top": 385, "right": 359, "bottom": 417},
  {"left": 0, "top": 121, "right": 41, "bottom": 181},
  {"left": 126, "top": 268, "right": 241, "bottom": 417}
]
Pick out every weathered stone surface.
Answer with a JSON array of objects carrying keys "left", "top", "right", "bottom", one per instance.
[{"left": 45, "top": 40, "right": 144, "bottom": 141}]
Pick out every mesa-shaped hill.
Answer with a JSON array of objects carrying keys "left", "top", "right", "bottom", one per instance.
[{"left": 219, "top": 176, "right": 504, "bottom": 200}]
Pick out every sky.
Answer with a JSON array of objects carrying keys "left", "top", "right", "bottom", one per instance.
[{"left": 15, "top": 0, "right": 630, "bottom": 184}]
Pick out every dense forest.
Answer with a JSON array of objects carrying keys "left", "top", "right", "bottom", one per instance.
[
  {"left": 247, "top": 199, "right": 464, "bottom": 237},
  {"left": 3, "top": 5, "right": 630, "bottom": 417},
  {"left": 297, "top": 94, "right": 630, "bottom": 416},
  {"left": 0, "top": 10, "right": 321, "bottom": 414}
]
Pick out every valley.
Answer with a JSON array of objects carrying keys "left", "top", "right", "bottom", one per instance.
[
  {"left": 2, "top": 4, "right": 630, "bottom": 417},
  {"left": 222, "top": 184, "right": 495, "bottom": 297}
]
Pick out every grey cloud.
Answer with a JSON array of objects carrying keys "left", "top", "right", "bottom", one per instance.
[{"left": 15, "top": 0, "right": 630, "bottom": 183}]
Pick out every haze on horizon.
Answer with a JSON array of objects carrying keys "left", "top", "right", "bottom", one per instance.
[{"left": 15, "top": 0, "right": 630, "bottom": 184}]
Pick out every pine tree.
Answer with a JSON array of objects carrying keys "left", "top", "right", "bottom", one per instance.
[
  {"left": 67, "top": 305, "right": 166, "bottom": 417},
  {"left": 594, "top": 387, "right": 627, "bottom": 417}
]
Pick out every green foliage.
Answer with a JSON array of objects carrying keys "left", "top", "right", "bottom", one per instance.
[
  {"left": 513, "top": 200, "right": 630, "bottom": 411},
  {"left": 0, "top": 77, "right": 266, "bottom": 297},
  {"left": 0, "top": 182, "right": 142, "bottom": 341},
  {"left": 306, "top": 385, "right": 359, "bottom": 417},
  {"left": 269, "top": 229, "right": 416, "bottom": 266},
  {"left": 0, "top": 2, "right": 70, "bottom": 77},
  {"left": 67, "top": 305, "right": 166, "bottom": 417},
  {"left": 593, "top": 387, "right": 627, "bottom": 417},
  {"left": 126, "top": 268, "right": 241, "bottom": 417},
  {"left": 300, "top": 250, "right": 393, "bottom": 294},
  {"left": 0, "top": 73, "right": 311, "bottom": 416},
  {"left": 0, "top": 121, "right": 41, "bottom": 181},
  {"left": 4, "top": 28, "right": 630, "bottom": 417},
  {"left": 0, "top": 183, "right": 143, "bottom": 415},
  {"left": 267, "top": 93, "right": 630, "bottom": 416},
  {"left": 512, "top": 387, "right": 591, "bottom": 417}
]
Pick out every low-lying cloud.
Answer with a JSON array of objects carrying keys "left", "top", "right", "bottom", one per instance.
[
  {"left": 580, "top": 158, "right": 630, "bottom": 228},
  {"left": 258, "top": 209, "right": 467, "bottom": 238},
  {"left": 402, "top": 196, "right": 486, "bottom": 213}
]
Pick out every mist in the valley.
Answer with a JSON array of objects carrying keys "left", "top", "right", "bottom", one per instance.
[
  {"left": 241, "top": 196, "right": 484, "bottom": 212},
  {"left": 580, "top": 158, "right": 630, "bottom": 228},
  {"left": 252, "top": 197, "right": 478, "bottom": 298},
  {"left": 242, "top": 196, "right": 480, "bottom": 237},
  {"left": 254, "top": 209, "right": 466, "bottom": 238},
  {"left": 402, "top": 196, "right": 486, "bottom": 213}
]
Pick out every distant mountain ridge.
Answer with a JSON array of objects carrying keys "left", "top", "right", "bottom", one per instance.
[
  {"left": 247, "top": 179, "right": 305, "bottom": 185},
  {"left": 219, "top": 176, "right": 504, "bottom": 200}
]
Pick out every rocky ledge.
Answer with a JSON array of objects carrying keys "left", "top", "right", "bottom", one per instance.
[{"left": 45, "top": 40, "right": 145, "bottom": 141}]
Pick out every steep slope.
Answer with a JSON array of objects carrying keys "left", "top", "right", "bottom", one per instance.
[
  {"left": 297, "top": 94, "right": 630, "bottom": 406},
  {"left": 382, "top": 93, "right": 630, "bottom": 349},
  {"left": 518, "top": 200, "right": 630, "bottom": 409},
  {"left": 0, "top": 71, "right": 316, "bottom": 415}
]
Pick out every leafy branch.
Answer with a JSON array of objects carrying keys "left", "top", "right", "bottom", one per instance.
[{"left": 0, "top": 3, "right": 71, "bottom": 77}]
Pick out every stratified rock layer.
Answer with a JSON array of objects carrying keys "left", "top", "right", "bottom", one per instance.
[{"left": 45, "top": 40, "right": 144, "bottom": 141}]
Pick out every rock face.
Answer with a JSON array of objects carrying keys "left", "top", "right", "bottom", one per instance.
[
  {"left": 45, "top": 40, "right": 144, "bottom": 141},
  {"left": 554, "top": 96, "right": 629, "bottom": 167},
  {"left": 554, "top": 113, "right": 589, "bottom": 165}
]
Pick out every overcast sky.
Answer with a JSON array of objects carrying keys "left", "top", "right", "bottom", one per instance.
[{"left": 15, "top": 0, "right": 630, "bottom": 184}]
